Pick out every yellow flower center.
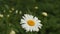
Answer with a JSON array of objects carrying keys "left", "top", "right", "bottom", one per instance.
[{"left": 27, "top": 20, "right": 35, "bottom": 26}]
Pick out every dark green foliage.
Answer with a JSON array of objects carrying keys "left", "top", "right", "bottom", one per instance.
[{"left": 0, "top": 0, "right": 60, "bottom": 34}]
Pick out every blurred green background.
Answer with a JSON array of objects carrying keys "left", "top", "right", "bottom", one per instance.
[{"left": 0, "top": 0, "right": 60, "bottom": 34}]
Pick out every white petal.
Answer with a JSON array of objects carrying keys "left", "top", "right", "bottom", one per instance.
[
  {"left": 21, "top": 19, "right": 27, "bottom": 24},
  {"left": 36, "top": 28, "right": 39, "bottom": 32},
  {"left": 30, "top": 28, "right": 33, "bottom": 32},
  {"left": 25, "top": 27, "right": 30, "bottom": 32},
  {"left": 24, "top": 14, "right": 33, "bottom": 19},
  {"left": 21, "top": 24, "right": 28, "bottom": 28},
  {"left": 34, "top": 17, "right": 38, "bottom": 20},
  {"left": 24, "top": 14, "right": 28, "bottom": 18},
  {"left": 38, "top": 24, "right": 42, "bottom": 28},
  {"left": 33, "top": 27, "right": 37, "bottom": 31},
  {"left": 22, "top": 16, "right": 26, "bottom": 19},
  {"left": 29, "top": 15, "right": 33, "bottom": 19},
  {"left": 34, "top": 18, "right": 41, "bottom": 23},
  {"left": 37, "top": 20, "right": 41, "bottom": 22}
]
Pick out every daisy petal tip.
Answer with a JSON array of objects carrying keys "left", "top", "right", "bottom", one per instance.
[{"left": 36, "top": 29, "right": 39, "bottom": 32}]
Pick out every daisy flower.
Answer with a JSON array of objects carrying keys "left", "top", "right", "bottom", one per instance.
[{"left": 20, "top": 14, "right": 42, "bottom": 32}]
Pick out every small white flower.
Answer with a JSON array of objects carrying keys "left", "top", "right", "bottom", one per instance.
[
  {"left": 3, "top": 10, "right": 5, "bottom": 13},
  {"left": 42, "top": 12, "right": 48, "bottom": 16},
  {"left": 19, "top": 11, "right": 22, "bottom": 14},
  {"left": 7, "top": 14, "right": 10, "bottom": 17},
  {"left": 0, "top": 14, "right": 3, "bottom": 17},
  {"left": 11, "top": 8, "right": 14, "bottom": 11},
  {"left": 9, "top": 10, "right": 12, "bottom": 13},
  {"left": 10, "top": 30, "right": 15, "bottom": 34},
  {"left": 16, "top": 10, "right": 18, "bottom": 14},
  {"left": 34, "top": 6, "right": 38, "bottom": 9},
  {"left": 20, "top": 14, "right": 42, "bottom": 32}
]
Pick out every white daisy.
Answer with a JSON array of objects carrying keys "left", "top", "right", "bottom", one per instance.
[{"left": 20, "top": 14, "right": 42, "bottom": 32}]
